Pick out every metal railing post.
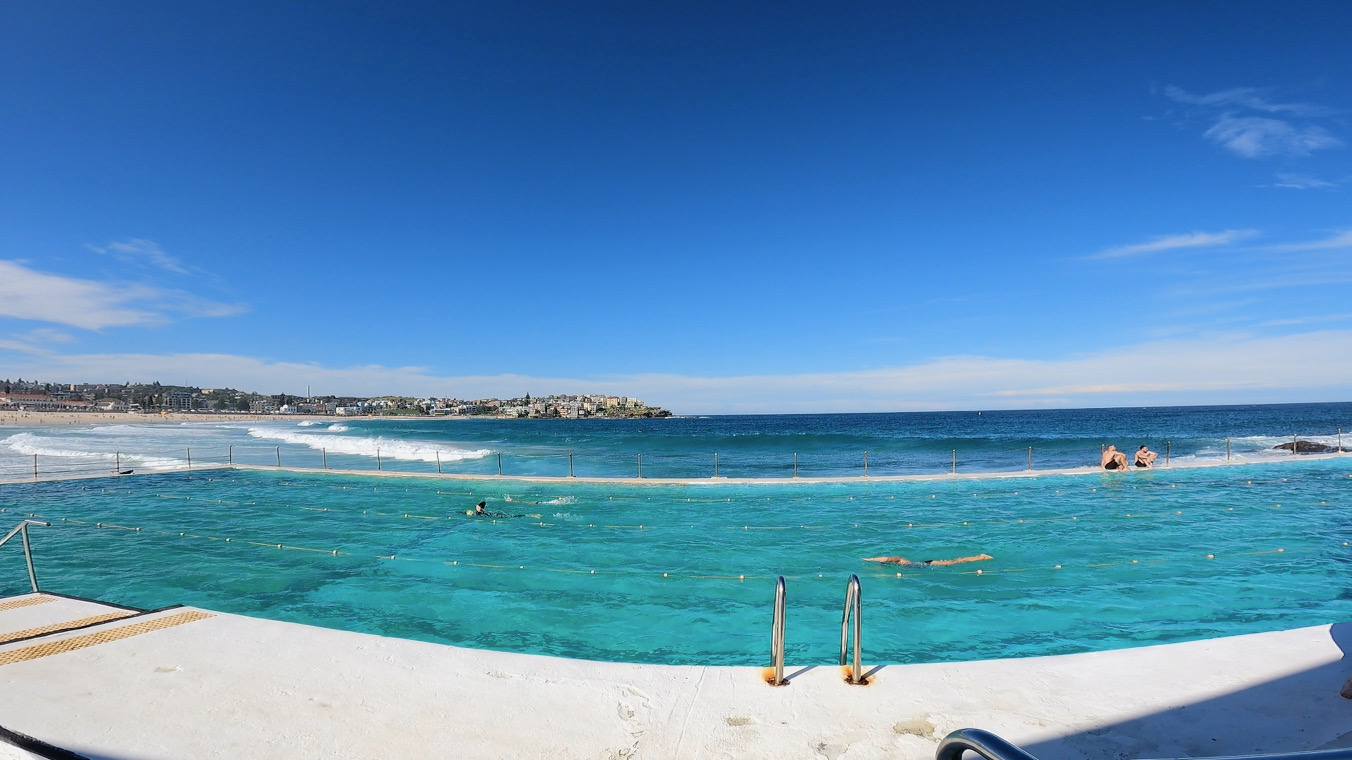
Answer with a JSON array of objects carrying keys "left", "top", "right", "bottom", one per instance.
[
  {"left": 497, "top": 452, "right": 503, "bottom": 476},
  {"left": 568, "top": 453, "right": 574, "bottom": 478},
  {"left": 1027, "top": 446, "right": 1032, "bottom": 470},
  {"left": 376, "top": 448, "right": 382, "bottom": 471},
  {"left": 323, "top": 448, "right": 328, "bottom": 469},
  {"left": 1165, "top": 441, "right": 1170, "bottom": 466},
  {"left": 187, "top": 448, "right": 192, "bottom": 471},
  {"left": 32, "top": 454, "right": 37, "bottom": 480},
  {"left": 637, "top": 453, "right": 643, "bottom": 479},
  {"left": 713, "top": 452, "right": 718, "bottom": 478},
  {"left": 227, "top": 445, "right": 232, "bottom": 465},
  {"left": 1, "top": 520, "right": 49, "bottom": 593},
  {"left": 436, "top": 450, "right": 441, "bottom": 474},
  {"left": 951, "top": 450, "right": 957, "bottom": 474},
  {"left": 769, "top": 576, "right": 787, "bottom": 686},
  {"left": 276, "top": 446, "right": 281, "bottom": 467},
  {"left": 863, "top": 451, "right": 868, "bottom": 477},
  {"left": 20, "top": 523, "right": 38, "bottom": 591},
  {"left": 792, "top": 453, "right": 797, "bottom": 478},
  {"left": 1293, "top": 433, "right": 1298, "bottom": 455},
  {"left": 840, "top": 574, "right": 864, "bottom": 684},
  {"left": 115, "top": 452, "right": 120, "bottom": 473}
]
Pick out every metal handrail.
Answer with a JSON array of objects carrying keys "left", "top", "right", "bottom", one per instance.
[
  {"left": 768, "top": 576, "right": 786, "bottom": 685},
  {"left": 937, "top": 728, "right": 1352, "bottom": 760},
  {"left": 840, "top": 573, "right": 863, "bottom": 683},
  {"left": 937, "top": 729, "right": 1040, "bottom": 760},
  {"left": 0, "top": 520, "right": 50, "bottom": 593}
]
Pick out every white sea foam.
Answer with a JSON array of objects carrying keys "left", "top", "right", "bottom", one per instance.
[
  {"left": 297, "top": 420, "right": 322, "bottom": 427},
  {"left": 244, "top": 427, "right": 491, "bottom": 463},
  {"left": 0, "top": 432, "right": 185, "bottom": 470}
]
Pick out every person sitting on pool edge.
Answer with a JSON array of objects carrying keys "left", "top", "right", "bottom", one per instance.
[
  {"left": 1101, "top": 445, "right": 1129, "bottom": 470},
  {"left": 863, "top": 553, "right": 993, "bottom": 567},
  {"left": 1134, "top": 445, "right": 1157, "bottom": 468}
]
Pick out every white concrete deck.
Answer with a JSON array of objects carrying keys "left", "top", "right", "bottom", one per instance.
[{"left": 1, "top": 592, "right": 1350, "bottom": 759}]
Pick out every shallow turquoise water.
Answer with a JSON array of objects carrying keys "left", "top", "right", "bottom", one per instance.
[{"left": 3, "top": 459, "right": 1351, "bottom": 665}]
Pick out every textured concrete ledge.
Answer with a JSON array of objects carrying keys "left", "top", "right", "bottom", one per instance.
[
  {"left": 3, "top": 450, "right": 1349, "bottom": 488},
  {"left": 1, "top": 593, "right": 1350, "bottom": 759}
]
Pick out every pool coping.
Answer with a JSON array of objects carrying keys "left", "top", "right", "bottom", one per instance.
[{"left": 1, "top": 450, "right": 1347, "bottom": 487}]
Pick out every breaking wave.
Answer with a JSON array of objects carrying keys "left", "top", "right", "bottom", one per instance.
[
  {"left": 244, "top": 427, "right": 491, "bottom": 463},
  {"left": 0, "top": 432, "right": 186, "bottom": 470}
]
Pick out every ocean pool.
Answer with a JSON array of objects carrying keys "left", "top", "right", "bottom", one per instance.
[{"left": 2, "top": 459, "right": 1350, "bottom": 665}]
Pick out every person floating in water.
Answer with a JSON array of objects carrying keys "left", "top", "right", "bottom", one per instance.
[
  {"left": 1101, "top": 445, "right": 1129, "bottom": 470},
  {"left": 1134, "top": 445, "right": 1157, "bottom": 468},
  {"left": 863, "top": 553, "right": 992, "bottom": 567}
]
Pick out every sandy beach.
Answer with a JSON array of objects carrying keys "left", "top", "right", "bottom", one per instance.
[{"left": 0, "top": 411, "right": 335, "bottom": 426}]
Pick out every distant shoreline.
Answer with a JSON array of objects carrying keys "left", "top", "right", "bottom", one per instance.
[
  {"left": 0, "top": 410, "right": 666, "bottom": 426},
  {"left": 0, "top": 411, "right": 335, "bottom": 426}
]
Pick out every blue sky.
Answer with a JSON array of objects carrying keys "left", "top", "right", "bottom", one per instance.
[{"left": 2, "top": 2, "right": 1350, "bottom": 413}]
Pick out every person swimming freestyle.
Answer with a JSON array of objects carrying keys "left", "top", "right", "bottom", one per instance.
[
  {"left": 465, "top": 501, "right": 540, "bottom": 519},
  {"left": 863, "top": 553, "right": 992, "bottom": 567}
]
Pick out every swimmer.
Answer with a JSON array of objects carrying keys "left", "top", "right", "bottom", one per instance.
[
  {"left": 1134, "top": 445, "right": 1157, "bottom": 468},
  {"left": 464, "top": 501, "right": 540, "bottom": 519},
  {"left": 1101, "top": 445, "right": 1128, "bottom": 471},
  {"left": 863, "top": 553, "right": 992, "bottom": 567}
]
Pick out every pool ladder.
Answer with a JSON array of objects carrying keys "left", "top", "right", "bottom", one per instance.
[
  {"left": 935, "top": 727, "right": 1352, "bottom": 760},
  {"left": 769, "top": 573, "right": 865, "bottom": 686},
  {"left": 0, "top": 520, "right": 49, "bottom": 593}
]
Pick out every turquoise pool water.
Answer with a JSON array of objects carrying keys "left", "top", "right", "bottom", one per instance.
[{"left": 3, "top": 459, "right": 1350, "bottom": 665}]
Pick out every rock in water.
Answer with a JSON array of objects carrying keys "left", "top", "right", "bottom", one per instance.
[{"left": 1273, "top": 440, "right": 1336, "bottom": 453}]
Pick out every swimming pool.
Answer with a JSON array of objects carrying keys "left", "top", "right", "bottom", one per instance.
[{"left": 2, "top": 459, "right": 1350, "bottom": 665}]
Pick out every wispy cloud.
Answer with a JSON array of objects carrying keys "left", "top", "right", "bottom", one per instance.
[
  {"left": 0, "top": 260, "right": 245, "bottom": 330},
  {"left": 1163, "top": 85, "right": 1331, "bottom": 117},
  {"left": 1260, "top": 312, "right": 1352, "bottom": 328},
  {"left": 1273, "top": 172, "right": 1338, "bottom": 190},
  {"left": 2, "top": 331, "right": 1350, "bottom": 413},
  {"left": 1203, "top": 116, "right": 1341, "bottom": 158},
  {"left": 86, "top": 239, "right": 187, "bottom": 274},
  {"left": 1090, "top": 229, "right": 1257, "bottom": 260},
  {"left": 1268, "top": 230, "right": 1352, "bottom": 252},
  {"left": 0, "top": 339, "right": 50, "bottom": 355},
  {"left": 1163, "top": 85, "right": 1343, "bottom": 159},
  {"left": 18, "top": 328, "right": 76, "bottom": 344}
]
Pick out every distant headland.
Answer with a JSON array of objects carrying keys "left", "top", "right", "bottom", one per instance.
[{"left": 0, "top": 379, "right": 671, "bottom": 419}]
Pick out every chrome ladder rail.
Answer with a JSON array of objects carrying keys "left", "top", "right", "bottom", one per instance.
[
  {"left": 768, "top": 576, "right": 787, "bottom": 685},
  {"left": 840, "top": 573, "right": 864, "bottom": 683},
  {"left": 0, "top": 520, "right": 50, "bottom": 593}
]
